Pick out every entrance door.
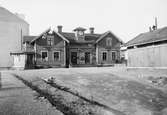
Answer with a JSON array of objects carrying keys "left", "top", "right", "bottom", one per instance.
[
  {"left": 85, "top": 52, "right": 90, "bottom": 64},
  {"left": 26, "top": 54, "right": 34, "bottom": 68},
  {"left": 71, "top": 52, "right": 77, "bottom": 65}
]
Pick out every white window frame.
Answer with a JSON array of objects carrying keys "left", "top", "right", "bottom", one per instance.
[
  {"left": 102, "top": 51, "right": 107, "bottom": 61},
  {"left": 41, "top": 51, "right": 48, "bottom": 61},
  {"left": 53, "top": 51, "right": 60, "bottom": 61}
]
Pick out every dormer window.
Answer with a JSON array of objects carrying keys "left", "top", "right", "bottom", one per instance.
[{"left": 106, "top": 37, "right": 112, "bottom": 46}]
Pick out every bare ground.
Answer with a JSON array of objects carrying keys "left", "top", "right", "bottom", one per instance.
[
  {"left": 5, "top": 67, "right": 167, "bottom": 115},
  {"left": 0, "top": 72, "right": 63, "bottom": 115}
]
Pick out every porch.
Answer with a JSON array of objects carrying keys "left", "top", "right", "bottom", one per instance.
[{"left": 69, "top": 48, "right": 96, "bottom": 66}]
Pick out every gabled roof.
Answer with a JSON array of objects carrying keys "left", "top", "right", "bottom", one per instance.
[
  {"left": 95, "top": 31, "right": 123, "bottom": 43},
  {"left": 29, "top": 27, "right": 123, "bottom": 44},
  {"left": 126, "top": 26, "right": 167, "bottom": 47},
  {"left": 0, "top": 6, "right": 28, "bottom": 24},
  {"left": 60, "top": 32, "right": 101, "bottom": 43},
  {"left": 30, "top": 28, "right": 70, "bottom": 43},
  {"left": 30, "top": 28, "right": 51, "bottom": 43},
  {"left": 53, "top": 31, "right": 70, "bottom": 43}
]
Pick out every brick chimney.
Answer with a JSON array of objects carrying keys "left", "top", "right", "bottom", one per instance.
[
  {"left": 89, "top": 27, "right": 94, "bottom": 34},
  {"left": 57, "top": 25, "right": 62, "bottom": 33}
]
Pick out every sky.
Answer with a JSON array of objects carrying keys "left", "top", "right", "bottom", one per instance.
[{"left": 0, "top": 0, "right": 167, "bottom": 42}]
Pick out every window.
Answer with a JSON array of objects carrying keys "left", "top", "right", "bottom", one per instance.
[
  {"left": 41, "top": 51, "right": 48, "bottom": 61},
  {"left": 106, "top": 38, "right": 112, "bottom": 46},
  {"left": 112, "top": 52, "right": 116, "bottom": 60},
  {"left": 102, "top": 52, "right": 107, "bottom": 61},
  {"left": 47, "top": 36, "right": 54, "bottom": 46},
  {"left": 53, "top": 51, "right": 60, "bottom": 61}
]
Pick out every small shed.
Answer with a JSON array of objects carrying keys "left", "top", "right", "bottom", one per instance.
[
  {"left": 10, "top": 50, "right": 35, "bottom": 69},
  {"left": 126, "top": 26, "right": 167, "bottom": 67}
]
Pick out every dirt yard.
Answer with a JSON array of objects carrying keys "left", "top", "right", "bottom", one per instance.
[
  {"left": 0, "top": 72, "right": 63, "bottom": 115},
  {"left": 8, "top": 67, "right": 167, "bottom": 115}
]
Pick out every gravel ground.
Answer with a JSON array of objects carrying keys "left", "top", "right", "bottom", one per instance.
[
  {"left": 6, "top": 67, "right": 167, "bottom": 115},
  {"left": 0, "top": 71, "right": 63, "bottom": 115}
]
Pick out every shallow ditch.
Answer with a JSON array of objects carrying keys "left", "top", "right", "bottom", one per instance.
[{"left": 13, "top": 74, "right": 125, "bottom": 115}]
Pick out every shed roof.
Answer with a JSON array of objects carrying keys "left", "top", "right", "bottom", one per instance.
[
  {"left": 23, "top": 36, "right": 37, "bottom": 43},
  {"left": 10, "top": 50, "right": 35, "bottom": 55},
  {"left": 126, "top": 26, "right": 167, "bottom": 47}
]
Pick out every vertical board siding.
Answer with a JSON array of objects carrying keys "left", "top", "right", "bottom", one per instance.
[{"left": 127, "top": 44, "right": 167, "bottom": 67}]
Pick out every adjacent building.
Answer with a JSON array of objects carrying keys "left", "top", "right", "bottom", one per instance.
[
  {"left": 11, "top": 26, "right": 123, "bottom": 69},
  {"left": 126, "top": 26, "right": 167, "bottom": 67},
  {"left": 0, "top": 7, "right": 29, "bottom": 68}
]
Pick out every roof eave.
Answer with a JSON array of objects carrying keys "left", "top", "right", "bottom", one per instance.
[
  {"left": 30, "top": 27, "right": 51, "bottom": 43},
  {"left": 126, "top": 38, "right": 167, "bottom": 47},
  {"left": 95, "top": 31, "right": 123, "bottom": 43},
  {"left": 53, "top": 31, "right": 70, "bottom": 43}
]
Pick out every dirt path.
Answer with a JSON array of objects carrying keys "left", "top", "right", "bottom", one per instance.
[{"left": 0, "top": 71, "right": 63, "bottom": 115}]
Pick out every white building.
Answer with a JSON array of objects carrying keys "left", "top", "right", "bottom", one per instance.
[{"left": 0, "top": 7, "right": 29, "bottom": 68}]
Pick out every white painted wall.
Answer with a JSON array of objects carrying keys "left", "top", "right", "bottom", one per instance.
[
  {"left": 13, "top": 54, "right": 26, "bottom": 68},
  {"left": 0, "top": 21, "right": 29, "bottom": 67}
]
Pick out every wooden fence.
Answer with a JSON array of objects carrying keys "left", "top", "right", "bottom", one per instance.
[{"left": 127, "top": 44, "right": 167, "bottom": 67}]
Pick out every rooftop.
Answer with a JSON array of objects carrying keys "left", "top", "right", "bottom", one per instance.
[{"left": 126, "top": 26, "right": 167, "bottom": 47}]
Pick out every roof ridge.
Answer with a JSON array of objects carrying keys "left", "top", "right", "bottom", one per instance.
[{"left": 126, "top": 26, "right": 167, "bottom": 46}]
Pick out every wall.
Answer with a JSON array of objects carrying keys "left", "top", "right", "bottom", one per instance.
[
  {"left": 35, "top": 34, "right": 65, "bottom": 67},
  {"left": 13, "top": 54, "right": 26, "bottom": 68},
  {"left": 127, "top": 43, "right": 167, "bottom": 67},
  {"left": 97, "top": 33, "right": 121, "bottom": 65},
  {"left": 0, "top": 21, "right": 29, "bottom": 67}
]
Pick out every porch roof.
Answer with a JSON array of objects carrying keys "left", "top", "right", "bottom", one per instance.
[{"left": 23, "top": 36, "right": 37, "bottom": 43}]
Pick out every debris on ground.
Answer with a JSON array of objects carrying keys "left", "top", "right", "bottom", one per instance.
[{"left": 147, "top": 76, "right": 167, "bottom": 86}]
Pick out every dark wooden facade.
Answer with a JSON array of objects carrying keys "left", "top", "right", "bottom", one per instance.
[{"left": 21, "top": 27, "right": 123, "bottom": 68}]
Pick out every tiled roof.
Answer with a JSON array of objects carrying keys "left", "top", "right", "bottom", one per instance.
[
  {"left": 0, "top": 7, "right": 28, "bottom": 24},
  {"left": 23, "top": 36, "right": 37, "bottom": 43},
  {"left": 60, "top": 32, "right": 102, "bottom": 43},
  {"left": 126, "top": 26, "right": 167, "bottom": 47}
]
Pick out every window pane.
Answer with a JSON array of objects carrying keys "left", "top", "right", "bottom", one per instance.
[
  {"left": 42, "top": 52, "right": 48, "bottom": 61},
  {"left": 106, "top": 38, "right": 112, "bottom": 46},
  {"left": 47, "top": 36, "right": 54, "bottom": 46},
  {"left": 102, "top": 52, "right": 107, "bottom": 61},
  {"left": 54, "top": 52, "right": 60, "bottom": 61},
  {"left": 112, "top": 52, "right": 116, "bottom": 60}
]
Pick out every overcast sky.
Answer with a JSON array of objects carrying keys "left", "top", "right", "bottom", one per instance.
[{"left": 0, "top": 0, "right": 167, "bottom": 42}]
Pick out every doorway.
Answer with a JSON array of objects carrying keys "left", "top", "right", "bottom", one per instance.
[
  {"left": 71, "top": 52, "right": 77, "bottom": 65},
  {"left": 85, "top": 52, "right": 90, "bottom": 64}
]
